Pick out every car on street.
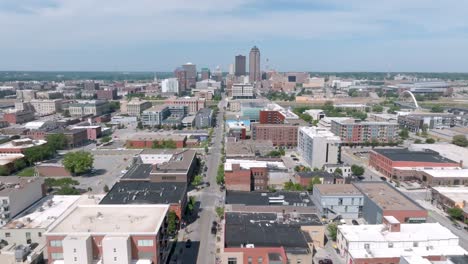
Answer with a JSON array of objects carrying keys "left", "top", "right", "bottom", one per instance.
[
  {"left": 453, "top": 222, "right": 463, "bottom": 230},
  {"left": 380, "top": 177, "right": 387, "bottom": 181},
  {"left": 185, "top": 239, "right": 192, "bottom": 248},
  {"left": 319, "top": 259, "right": 333, "bottom": 264},
  {"left": 352, "top": 220, "right": 359, "bottom": 225}
]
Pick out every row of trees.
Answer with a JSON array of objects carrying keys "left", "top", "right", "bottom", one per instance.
[{"left": 152, "top": 139, "right": 177, "bottom": 149}]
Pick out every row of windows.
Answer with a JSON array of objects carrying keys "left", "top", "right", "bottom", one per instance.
[{"left": 50, "top": 239, "right": 154, "bottom": 248}]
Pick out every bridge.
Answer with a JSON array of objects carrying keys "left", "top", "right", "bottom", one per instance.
[{"left": 394, "top": 90, "right": 420, "bottom": 109}]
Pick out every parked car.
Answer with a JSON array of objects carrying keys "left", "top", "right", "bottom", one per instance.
[
  {"left": 380, "top": 177, "right": 387, "bottom": 181},
  {"left": 453, "top": 222, "right": 462, "bottom": 230},
  {"left": 352, "top": 220, "right": 359, "bottom": 225},
  {"left": 185, "top": 239, "right": 192, "bottom": 248}
]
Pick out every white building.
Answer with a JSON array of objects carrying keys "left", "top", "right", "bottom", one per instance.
[
  {"left": 312, "top": 184, "right": 364, "bottom": 219},
  {"left": 337, "top": 216, "right": 467, "bottom": 264},
  {"left": 304, "top": 109, "right": 325, "bottom": 121},
  {"left": 161, "top": 78, "right": 179, "bottom": 94},
  {"left": 231, "top": 83, "right": 254, "bottom": 99},
  {"left": 0, "top": 177, "right": 44, "bottom": 226},
  {"left": 297, "top": 126, "right": 341, "bottom": 169},
  {"left": 30, "top": 99, "right": 64, "bottom": 115}
]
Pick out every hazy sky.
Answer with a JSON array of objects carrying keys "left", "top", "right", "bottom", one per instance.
[{"left": 1, "top": 0, "right": 468, "bottom": 72}]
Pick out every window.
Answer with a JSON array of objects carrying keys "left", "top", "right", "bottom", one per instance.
[
  {"left": 5, "top": 232, "right": 10, "bottom": 238},
  {"left": 258, "top": 257, "right": 263, "bottom": 264},
  {"left": 228, "top": 257, "right": 237, "bottom": 264},
  {"left": 297, "top": 259, "right": 302, "bottom": 264},
  {"left": 413, "top": 242, "right": 419, "bottom": 247},
  {"left": 38, "top": 232, "right": 42, "bottom": 237},
  {"left": 388, "top": 242, "right": 393, "bottom": 248},
  {"left": 25, "top": 232, "right": 31, "bottom": 239},
  {"left": 248, "top": 257, "right": 252, "bottom": 264},
  {"left": 114, "top": 257, "right": 117, "bottom": 261},
  {"left": 73, "top": 248, "right": 76, "bottom": 253},
  {"left": 364, "top": 243, "right": 370, "bottom": 249},
  {"left": 138, "top": 240, "right": 154, "bottom": 247},
  {"left": 338, "top": 198, "right": 343, "bottom": 205},
  {"left": 50, "top": 240, "right": 62, "bottom": 247},
  {"left": 113, "top": 248, "right": 116, "bottom": 252},
  {"left": 74, "top": 257, "right": 77, "bottom": 261},
  {"left": 51, "top": 253, "right": 63, "bottom": 260}
]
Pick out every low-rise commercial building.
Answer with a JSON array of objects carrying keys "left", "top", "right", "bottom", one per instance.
[
  {"left": 430, "top": 186, "right": 468, "bottom": 222},
  {"left": 413, "top": 169, "right": 468, "bottom": 186},
  {"left": 100, "top": 181, "right": 187, "bottom": 220},
  {"left": 96, "top": 88, "right": 117, "bottom": 100},
  {"left": 337, "top": 216, "right": 466, "bottom": 264},
  {"left": 331, "top": 119, "right": 399, "bottom": 145},
  {"left": 126, "top": 133, "right": 186, "bottom": 148},
  {"left": 295, "top": 171, "right": 346, "bottom": 187},
  {"left": 312, "top": 184, "right": 364, "bottom": 219},
  {"left": 409, "top": 143, "right": 468, "bottom": 169},
  {"left": 222, "top": 212, "right": 321, "bottom": 264},
  {"left": 3, "top": 110, "right": 35, "bottom": 124},
  {"left": 0, "top": 138, "right": 47, "bottom": 154},
  {"left": 224, "top": 159, "right": 287, "bottom": 191},
  {"left": 398, "top": 113, "right": 458, "bottom": 132},
  {"left": 45, "top": 204, "right": 170, "bottom": 264},
  {"left": 353, "top": 182, "right": 428, "bottom": 224},
  {"left": 70, "top": 125, "right": 102, "bottom": 141},
  {"left": 164, "top": 97, "right": 205, "bottom": 115},
  {"left": 0, "top": 177, "right": 44, "bottom": 226},
  {"left": 46, "top": 129, "right": 88, "bottom": 148},
  {"left": 297, "top": 126, "right": 341, "bottom": 169},
  {"left": 369, "top": 148, "right": 461, "bottom": 180}
]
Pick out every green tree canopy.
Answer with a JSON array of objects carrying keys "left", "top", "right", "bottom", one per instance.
[
  {"left": 447, "top": 207, "right": 463, "bottom": 220},
  {"left": 46, "top": 133, "right": 69, "bottom": 150},
  {"left": 430, "top": 105, "right": 444, "bottom": 113},
  {"left": 167, "top": 210, "right": 178, "bottom": 234},
  {"left": 63, "top": 151, "right": 94, "bottom": 175},
  {"left": 452, "top": 135, "right": 468, "bottom": 147},
  {"left": 399, "top": 128, "right": 409, "bottom": 139},
  {"left": 425, "top": 138, "right": 435, "bottom": 144},
  {"left": 328, "top": 223, "right": 338, "bottom": 241},
  {"left": 351, "top": 165, "right": 365, "bottom": 176},
  {"left": 372, "top": 105, "right": 383, "bottom": 113},
  {"left": 307, "top": 177, "right": 322, "bottom": 191}
]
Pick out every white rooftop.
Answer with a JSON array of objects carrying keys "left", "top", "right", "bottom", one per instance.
[
  {"left": 431, "top": 186, "right": 468, "bottom": 203},
  {"left": 0, "top": 153, "right": 24, "bottom": 166},
  {"left": 0, "top": 139, "right": 47, "bottom": 149},
  {"left": 48, "top": 204, "right": 169, "bottom": 235},
  {"left": 225, "top": 159, "right": 286, "bottom": 171},
  {"left": 299, "top": 126, "right": 341, "bottom": 141},
  {"left": 24, "top": 121, "right": 46, "bottom": 130},
  {"left": 2, "top": 196, "right": 80, "bottom": 229},
  {"left": 417, "top": 168, "right": 468, "bottom": 178}
]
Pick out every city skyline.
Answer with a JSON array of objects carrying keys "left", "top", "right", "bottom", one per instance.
[{"left": 1, "top": 1, "right": 468, "bottom": 72}]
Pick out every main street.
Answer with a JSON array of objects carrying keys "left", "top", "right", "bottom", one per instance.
[{"left": 171, "top": 98, "right": 226, "bottom": 264}]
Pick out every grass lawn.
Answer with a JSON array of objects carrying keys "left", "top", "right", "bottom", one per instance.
[{"left": 17, "top": 167, "right": 35, "bottom": 177}]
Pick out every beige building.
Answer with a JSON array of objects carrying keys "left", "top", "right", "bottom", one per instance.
[
  {"left": 126, "top": 98, "right": 152, "bottom": 117},
  {"left": 68, "top": 100, "right": 109, "bottom": 117},
  {"left": 164, "top": 96, "right": 206, "bottom": 115},
  {"left": 30, "top": 99, "right": 64, "bottom": 115}
]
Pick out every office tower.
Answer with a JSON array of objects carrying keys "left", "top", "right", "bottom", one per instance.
[
  {"left": 201, "top": 68, "right": 210, "bottom": 80},
  {"left": 229, "top": 64, "right": 235, "bottom": 75},
  {"left": 249, "top": 46, "right": 261, "bottom": 82},
  {"left": 161, "top": 78, "right": 179, "bottom": 94},
  {"left": 212, "top": 66, "right": 223, "bottom": 82},
  {"left": 183, "top": 62, "right": 197, "bottom": 89},
  {"left": 235, "top": 55, "right": 246, "bottom": 77},
  {"left": 174, "top": 67, "right": 187, "bottom": 92}
]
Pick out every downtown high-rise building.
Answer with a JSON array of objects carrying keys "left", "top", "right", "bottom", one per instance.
[
  {"left": 174, "top": 67, "right": 187, "bottom": 92},
  {"left": 183, "top": 62, "right": 197, "bottom": 89},
  {"left": 234, "top": 55, "right": 246, "bottom": 77},
  {"left": 249, "top": 46, "right": 261, "bottom": 82}
]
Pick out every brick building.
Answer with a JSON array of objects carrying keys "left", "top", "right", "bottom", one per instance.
[
  {"left": 330, "top": 118, "right": 399, "bottom": 145},
  {"left": 46, "top": 129, "right": 88, "bottom": 148},
  {"left": 126, "top": 133, "right": 186, "bottom": 148},
  {"left": 224, "top": 159, "right": 287, "bottom": 191},
  {"left": 252, "top": 124, "right": 298, "bottom": 147},
  {"left": 3, "top": 110, "right": 35, "bottom": 124},
  {"left": 369, "top": 148, "right": 461, "bottom": 180},
  {"left": 164, "top": 97, "right": 206, "bottom": 115},
  {"left": 96, "top": 88, "right": 118, "bottom": 100}
]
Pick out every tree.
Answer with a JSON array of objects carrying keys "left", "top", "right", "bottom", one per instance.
[
  {"left": 425, "top": 138, "right": 435, "bottom": 144},
  {"left": 63, "top": 151, "right": 94, "bottom": 175},
  {"left": 187, "top": 196, "right": 196, "bottom": 213},
  {"left": 100, "top": 136, "right": 112, "bottom": 143},
  {"left": 447, "top": 207, "right": 464, "bottom": 221},
  {"left": 216, "top": 164, "right": 224, "bottom": 185},
  {"left": 334, "top": 168, "right": 343, "bottom": 176},
  {"left": 46, "top": 134, "right": 69, "bottom": 150},
  {"left": 103, "top": 185, "right": 110, "bottom": 192},
  {"left": 452, "top": 135, "right": 468, "bottom": 147},
  {"left": 421, "top": 124, "right": 429, "bottom": 137},
  {"left": 430, "top": 105, "right": 444, "bottom": 113},
  {"left": 284, "top": 181, "right": 304, "bottom": 191},
  {"left": 63, "top": 110, "right": 71, "bottom": 117},
  {"left": 13, "top": 159, "right": 27, "bottom": 171},
  {"left": 56, "top": 186, "right": 80, "bottom": 195},
  {"left": 167, "top": 211, "right": 178, "bottom": 235},
  {"left": 204, "top": 146, "right": 209, "bottom": 154},
  {"left": 137, "top": 121, "right": 143, "bottom": 130},
  {"left": 109, "top": 101, "right": 120, "bottom": 112},
  {"left": 307, "top": 177, "right": 322, "bottom": 191},
  {"left": 351, "top": 165, "right": 365, "bottom": 176},
  {"left": 0, "top": 166, "right": 10, "bottom": 176},
  {"left": 215, "top": 206, "right": 225, "bottom": 219},
  {"left": 372, "top": 105, "right": 383, "bottom": 113},
  {"left": 414, "top": 139, "right": 422, "bottom": 144},
  {"left": 192, "top": 175, "right": 203, "bottom": 186},
  {"left": 399, "top": 128, "right": 409, "bottom": 139},
  {"left": 328, "top": 223, "right": 338, "bottom": 241}
]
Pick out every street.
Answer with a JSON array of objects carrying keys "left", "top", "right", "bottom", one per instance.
[{"left": 170, "top": 98, "right": 226, "bottom": 264}]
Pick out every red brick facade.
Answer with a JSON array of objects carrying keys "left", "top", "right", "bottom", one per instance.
[
  {"left": 126, "top": 138, "right": 186, "bottom": 149},
  {"left": 252, "top": 124, "right": 298, "bottom": 147},
  {"left": 224, "top": 247, "right": 288, "bottom": 264},
  {"left": 259, "top": 110, "right": 285, "bottom": 124},
  {"left": 225, "top": 164, "right": 251, "bottom": 191}
]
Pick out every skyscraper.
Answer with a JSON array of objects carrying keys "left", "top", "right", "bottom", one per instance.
[
  {"left": 201, "top": 68, "right": 210, "bottom": 80},
  {"left": 183, "top": 62, "right": 197, "bottom": 89},
  {"left": 249, "top": 46, "right": 261, "bottom": 82},
  {"left": 174, "top": 67, "right": 187, "bottom": 92},
  {"left": 234, "top": 55, "right": 246, "bottom": 77}
]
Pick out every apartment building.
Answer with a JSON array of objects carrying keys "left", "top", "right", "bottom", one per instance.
[
  {"left": 252, "top": 123, "right": 298, "bottom": 147},
  {"left": 330, "top": 118, "right": 399, "bottom": 144},
  {"left": 194, "top": 108, "right": 213, "bottom": 129},
  {"left": 397, "top": 113, "right": 461, "bottom": 132},
  {"left": 68, "top": 100, "right": 109, "bottom": 117},
  {"left": 45, "top": 204, "right": 170, "bottom": 264},
  {"left": 141, "top": 105, "right": 188, "bottom": 127},
  {"left": 126, "top": 98, "right": 152, "bottom": 117},
  {"left": 231, "top": 83, "right": 254, "bottom": 99},
  {"left": 297, "top": 126, "right": 341, "bottom": 169},
  {"left": 337, "top": 216, "right": 466, "bottom": 264},
  {"left": 0, "top": 177, "right": 44, "bottom": 226}
]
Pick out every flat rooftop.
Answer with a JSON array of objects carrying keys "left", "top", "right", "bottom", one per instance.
[
  {"left": 226, "top": 191, "right": 314, "bottom": 207},
  {"left": 372, "top": 148, "right": 458, "bottom": 164},
  {"left": 2, "top": 195, "right": 80, "bottom": 229},
  {"left": 225, "top": 159, "right": 286, "bottom": 171},
  {"left": 0, "top": 176, "right": 43, "bottom": 196},
  {"left": 48, "top": 204, "right": 169, "bottom": 235},
  {"left": 314, "top": 184, "right": 363, "bottom": 196},
  {"left": 339, "top": 222, "right": 467, "bottom": 258},
  {"left": 354, "top": 182, "right": 424, "bottom": 211},
  {"left": 121, "top": 163, "right": 153, "bottom": 180},
  {"left": 100, "top": 181, "right": 186, "bottom": 205},
  {"left": 0, "top": 139, "right": 47, "bottom": 149},
  {"left": 409, "top": 143, "right": 468, "bottom": 168},
  {"left": 431, "top": 186, "right": 468, "bottom": 203},
  {"left": 418, "top": 168, "right": 468, "bottom": 178},
  {"left": 128, "top": 133, "right": 186, "bottom": 142},
  {"left": 225, "top": 212, "right": 312, "bottom": 250}
]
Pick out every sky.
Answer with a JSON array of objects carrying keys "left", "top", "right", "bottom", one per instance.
[{"left": 1, "top": 0, "right": 468, "bottom": 72}]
